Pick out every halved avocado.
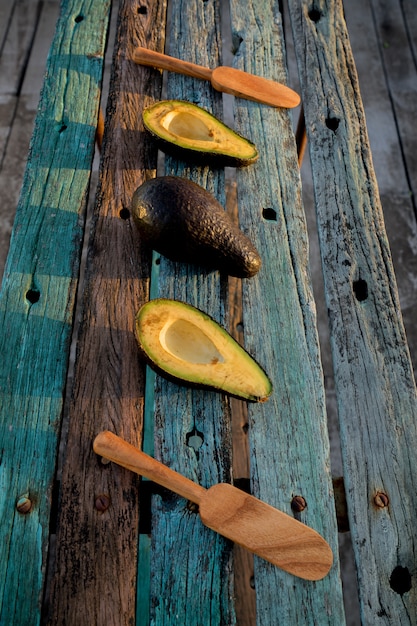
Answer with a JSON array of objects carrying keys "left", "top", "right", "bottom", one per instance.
[
  {"left": 143, "top": 100, "right": 259, "bottom": 166},
  {"left": 136, "top": 299, "right": 272, "bottom": 402}
]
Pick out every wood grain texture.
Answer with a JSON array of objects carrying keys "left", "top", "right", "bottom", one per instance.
[
  {"left": 0, "top": 1, "right": 111, "bottom": 624},
  {"left": 0, "top": 1, "right": 61, "bottom": 279},
  {"left": 288, "top": 0, "right": 417, "bottom": 623},
  {"left": 145, "top": 1, "right": 236, "bottom": 624},
  {"left": 44, "top": 1, "right": 168, "bottom": 625},
  {"left": 94, "top": 431, "right": 333, "bottom": 581},
  {"left": 229, "top": 1, "right": 345, "bottom": 624}
]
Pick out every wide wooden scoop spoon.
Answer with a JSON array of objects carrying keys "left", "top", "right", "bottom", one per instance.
[
  {"left": 93, "top": 431, "right": 332, "bottom": 581},
  {"left": 133, "top": 47, "right": 300, "bottom": 109}
]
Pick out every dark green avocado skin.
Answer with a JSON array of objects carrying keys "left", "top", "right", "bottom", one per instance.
[{"left": 131, "top": 176, "right": 261, "bottom": 278}]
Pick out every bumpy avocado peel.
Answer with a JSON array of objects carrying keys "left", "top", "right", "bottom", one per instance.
[
  {"left": 131, "top": 176, "right": 261, "bottom": 278},
  {"left": 136, "top": 298, "right": 272, "bottom": 402},
  {"left": 142, "top": 100, "right": 259, "bottom": 166}
]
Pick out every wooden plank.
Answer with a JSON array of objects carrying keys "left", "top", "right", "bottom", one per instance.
[
  {"left": 146, "top": 1, "right": 236, "bottom": 624},
  {"left": 0, "top": 0, "right": 43, "bottom": 97},
  {"left": 343, "top": 0, "right": 417, "bottom": 377},
  {"left": 0, "top": 0, "right": 15, "bottom": 48},
  {"left": 402, "top": 0, "right": 417, "bottom": 64},
  {"left": 0, "top": 0, "right": 60, "bottom": 282},
  {"left": 0, "top": 1, "right": 111, "bottom": 624},
  {"left": 46, "top": 1, "right": 167, "bottom": 623},
  {"left": 287, "top": 0, "right": 417, "bottom": 622},
  {"left": 228, "top": 1, "right": 345, "bottom": 624},
  {"left": 367, "top": 0, "right": 417, "bottom": 194}
]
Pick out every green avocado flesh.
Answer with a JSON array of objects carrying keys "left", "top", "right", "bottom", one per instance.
[
  {"left": 143, "top": 100, "right": 259, "bottom": 166},
  {"left": 136, "top": 299, "right": 272, "bottom": 402},
  {"left": 131, "top": 176, "right": 261, "bottom": 278}
]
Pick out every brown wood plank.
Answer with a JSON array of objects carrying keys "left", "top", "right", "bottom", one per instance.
[{"left": 46, "top": 1, "right": 167, "bottom": 623}]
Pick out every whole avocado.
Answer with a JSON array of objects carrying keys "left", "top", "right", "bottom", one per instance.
[{"left": 131, "top": 176, "right": 261, "bottom": 278}]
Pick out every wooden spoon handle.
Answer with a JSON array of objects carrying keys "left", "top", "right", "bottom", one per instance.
[
  {"left": 93, "top": 431, "right": 206, "bottom": 504},
  {"left": 133, "top": 47, "right": 213, "bottom": 82}
]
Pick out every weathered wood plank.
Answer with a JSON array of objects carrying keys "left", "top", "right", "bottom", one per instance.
[
  {"left": 46, "top": 1, "right": 167, "bottom": 624},
  {"left": 0, "top": 0, "right": 61, "bottom": 281},
  {"left": 147, "top": 1, "right": 236, "bottom": 624},
  {"left": 343, "top": 0, "right": 417, "bottom": 377},
  {"left": 0, "top": 0, "right": 43, "bottom": 98},
  {"left": 288, "top": 0, "right": 417, "bottom": 622},
  {"left": 229, "top": 1, "right": 345, "bottom": 624},
  {"left": 0, "top": 1, "right": 111, "bottom": 624},
  {"left": 0, "top": 0, "right": 15, "bottom": 48},
  {"left": 368, "top": 0, "right": 417, "bottom": 194}
]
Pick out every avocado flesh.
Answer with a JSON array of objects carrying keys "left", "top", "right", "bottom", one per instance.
[
  {"left": 132, "top": 176, "right": 261, "bottom": 278},
  {"left": 136, "top": 299, "right": 272, "bottom": 402},
  {"left": 143, "top": 100, "right": 258, "bottom": 166}
]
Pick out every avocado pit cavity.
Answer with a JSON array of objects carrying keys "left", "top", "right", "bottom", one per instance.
[
  {"left": 160, "top": 111, "right": 215, "bottom": 143},
  {"left": 160, "top": 319, "right": 225, "bottom": 365}
]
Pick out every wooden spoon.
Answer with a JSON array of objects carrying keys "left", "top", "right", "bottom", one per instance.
[
  {"left": 93, "top": 431, "right": 332, "bottom": 580},
  {"left": 132, "top": 47, "right": 300, "bottom": 109}
]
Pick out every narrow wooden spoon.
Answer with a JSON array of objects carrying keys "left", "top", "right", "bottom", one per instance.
[
  {"left": 93, "top": 431, "right": 333, "bottom": 581},
  {"left": 132, "top": 47, "right": 300, "bottom": 109}
]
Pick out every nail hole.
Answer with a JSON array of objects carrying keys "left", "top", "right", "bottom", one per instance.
[
  {"left": 242, "top": 422, "right": 249, "bottom": 434},
  {"left": 137, "top": 5, "right": 147, "bottom": 13},
  {"left": 262, "top": 207, "right": 277, "bottom": 221},
  {"left": 325, "top": 117, "right": 340, "bottom": 132},
  {"left": 74, "top": 14, "right": 84, "bottom": 23},
  {"left": 353, "top": 278, "right": 368, "bottom": 302},
  {"left": 308, "top": 8, "right": 322, "bottom": 22},
  {"left": 26, "top": 288, "right": 40, "bottom": 304},
  {"left": 154, "top": 257, "right": 161, "bottom": 265},
  {"left": 236, "top": 321, "right": 244, "bottom": 333},
  {"left": 120, "top": 207, "right": 130, "bottom": 220},
  {"left": 186, "top": 427, "right": 204, "bottom": 459},
  {"left": 390, "top": 566, "right": 412, "bottom": 595},
  {"left": 232, "top": 33, "right": 243, "bottom": 55},
  {"left": 250, "top": 576, "right": 255, "bottom": 589}
]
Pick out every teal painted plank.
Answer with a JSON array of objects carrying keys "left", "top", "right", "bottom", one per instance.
[
  {"left": 148, "top": 1, "right": 235, "bottom": 624},
  {"left": 288, "top": 0, "right": 417, "bottom": 623},
  {"left": 0, "top": 1, "right": 111, "bottom": 624},
  {"left": 229, "top": 0, "right": 346, "bottom": 623}
]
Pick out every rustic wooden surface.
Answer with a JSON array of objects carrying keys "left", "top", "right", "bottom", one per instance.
[
  {"left": 288, "top": 0, "right": 417, "bottom": 623},
  {"left": 0, "top": 1, "right": 112, "bottom": 624},
  {"left": 0, "top": 1, "right": 60, "bottom": 278},
  {"left": 228, "top": 0, "right": 345, "bottom": 624},
  {"left": 46, "top": 1, "right": 167, "bottom": 624},
  {"left": 1, "top": 0, "right": 416, "bottom": 624},
  {"left": 148, "top": 2, "right": 235, "bottom": 623}
]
